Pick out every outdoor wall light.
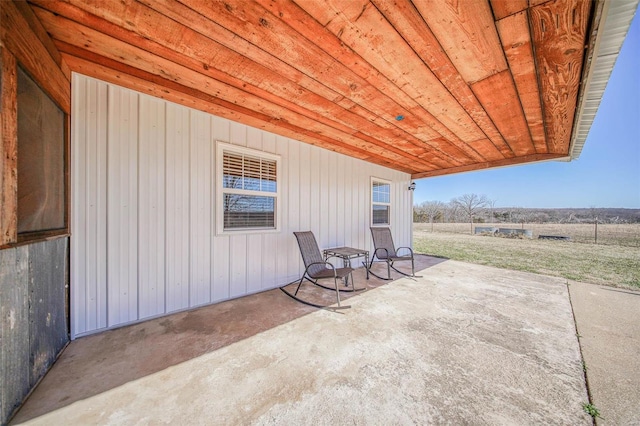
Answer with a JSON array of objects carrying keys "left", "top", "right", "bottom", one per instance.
[{"left": 408, "top": 181, "right": 416, "bottom": 191}]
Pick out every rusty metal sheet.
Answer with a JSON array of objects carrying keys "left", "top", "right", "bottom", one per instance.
[
  {"left": 0, "top": 245, "right": 29, "bottom": 422},
  {"left": 28, "top": 238, "right": 68, "bottom": 387}
]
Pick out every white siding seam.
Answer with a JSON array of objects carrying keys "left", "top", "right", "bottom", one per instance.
[
  {"left": 136, "top": 93, "right": 141, "bottom": 323},
  {"left": 188, "top": 110, "right": 192, "bottom": 309},
  {"left": 163, "top": 102, "right": 168, "bottom": 315},
  {"left": 104, "top": 83, "right": 110, "bottom": 328},
  {"left": 209, "top": 119, "right": 219, "bottom": 302},
  {"left": 187, "top": 109, "right": 192, "bottom": 308}
]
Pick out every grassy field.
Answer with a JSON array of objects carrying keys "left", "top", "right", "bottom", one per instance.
[
  {"left": 418, "top": 222, "right": 640, "bottom": 247},
  {"left": 413, "top": 223, "right": 640, "bottom": 289}
]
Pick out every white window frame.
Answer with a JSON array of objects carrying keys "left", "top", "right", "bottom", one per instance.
[
  {"left": 216, "top": 141, "right": 281, "bottom": 235},
  {"left": 371, "top": 177, "right": 391, "bottom": 227}
]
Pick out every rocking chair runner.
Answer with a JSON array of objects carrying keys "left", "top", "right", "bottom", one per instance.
[
  {"left": 368, "top": 227, "right": 417, "bottom": 280},
  {"left": 280, "top": 231, "right": 355, "bottom": 308}
]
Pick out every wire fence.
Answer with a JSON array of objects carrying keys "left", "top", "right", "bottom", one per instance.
[{"left": 413, "top": 222, "right": 640, "bottom": 247}]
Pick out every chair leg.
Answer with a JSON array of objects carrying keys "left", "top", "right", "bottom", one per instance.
[
  {"left": 367, "top": 259, "right": 393, "bottom": 281},
  {"left": 294, "top": 275, "right": 305, "bottom": 296},
  {"left": 388, "top": 259, "right": 421, "bottom": 278},
  {"left": 334, "top": 277, "right": 342, "bottom": 307},
  {"left": 387, "top": 260, "right": 391, "bottom": 280}
]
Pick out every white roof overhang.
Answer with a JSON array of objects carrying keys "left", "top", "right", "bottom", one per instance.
[{"left": 569, "top": 0, "right": 639, "bottom": 160}]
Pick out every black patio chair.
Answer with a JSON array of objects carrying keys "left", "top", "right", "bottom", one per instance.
[
  {"left": 280, "top": 231, "right": 355, "bottom": 309},
  {"left": 368, "top": 227, "right": 418, "bottom": 280}
]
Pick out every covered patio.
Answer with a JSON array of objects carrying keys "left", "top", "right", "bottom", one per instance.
[
  {"left": 2, "top": 1, "right": 638, "bottom": 423},
  {"left": 12, "top": 257, "right": 592, "bottom": 424}
]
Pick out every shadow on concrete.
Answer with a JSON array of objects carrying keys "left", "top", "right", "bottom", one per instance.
[
  {"left": 11, "top": 255, "right": 446, "bottom": 424},
  {"left": 603, "top": 287, "right": 640, "bottom": 296}
]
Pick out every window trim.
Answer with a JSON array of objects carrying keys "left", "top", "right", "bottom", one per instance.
[
  {"left": 371, "top": 177, "right": 391, "bottom": 227},
  {"left": 215, "top": 141, "right": 281, "bottom": 235}
]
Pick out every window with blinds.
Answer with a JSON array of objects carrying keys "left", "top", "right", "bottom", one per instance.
[
  {"left": 371, "top": 178, "right": 391, "bottom": 226},
  {"left": 217, "top": 143, "right": 280, "bottom": 233}
]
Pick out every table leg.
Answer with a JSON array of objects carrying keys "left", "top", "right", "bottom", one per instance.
[
  {"left": 344, "top": 257, "right": 350, "bottom": 287},
  {"left": 365, "top": 253, "right": 370, "bottom": 279}
]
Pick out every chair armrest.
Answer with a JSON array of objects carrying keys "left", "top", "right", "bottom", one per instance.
[
  {"left": 396, "top": 246, "right": 414, "bottom": 257},
  {"left": 373, "top": 248, "right": 390, "bottom": 259},
  {"left": 305, "top": 261, "right": 337, "bottom": 277}
]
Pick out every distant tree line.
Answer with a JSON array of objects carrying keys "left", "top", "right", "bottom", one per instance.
[{"left": 414, "top": 194, "right": 640, "bottom": 226}]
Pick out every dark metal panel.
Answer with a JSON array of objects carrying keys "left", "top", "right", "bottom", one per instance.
[
  {"left": 27, "top": 238, "right": 68, "bottom": 387},
  {"left": 0, "top": 245, "right": 29, "bottom": 423}
]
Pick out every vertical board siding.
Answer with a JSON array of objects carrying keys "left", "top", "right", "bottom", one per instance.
[
  {"left": 345, "top": 162, "right": 355, "bottom": 249},
  {"left": 211, "top": 116, "right": 230, "bottom": 302},
  {"left": 245, "top": 126, "right": 263, "bottom": 294},
  {"left": 107, "top": 85, "right": 139, "bottom": 326},
  {"left": 275, "top": 136, "right": 291, "bottom": 282},
  {"left": 309, "top": 145, "right": 320, "bottom": 247},
  {"left": 71, "top": 74, "right": 108, "bottom": 335},
  {"left": 229, "top": 236, "right": 247, "bottom": 298},
  {"left": 261, "top": 131, "right": 278, "bottom": 290},
  {"left": 297, "top": 143, "right": 311, "bottom": 232},
  {"left": 71, "top": 74, "right": 412, "bottom": 337},
  {"left": 71, "top": 74, "right": 87, "bottom": 336},
  {"left": 90, "top": 79, "right": 108, "bottom": 331},
  {"left": 189, "top": 110, "right": 212, "bottom": 306},
  {"left": 335, "top": 154, "right": 345, "bottom": 248},
  {"left": 318, "top": 149, "right": 329, "bottom": 246},
  {"left": 165, "top": 103, "right": 190, "bottom": 313},
  {"left": 138, "top": 96, "right": 166, "bottom": 319}
]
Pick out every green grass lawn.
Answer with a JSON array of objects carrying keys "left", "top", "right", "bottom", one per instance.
[{"left": 413, "top": 225, "right": 640, "bottom": 289}]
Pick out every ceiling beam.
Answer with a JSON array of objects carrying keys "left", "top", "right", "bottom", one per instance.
[
  {"left": 530, "top": 0, "right": 591, "bottom": 155},
  {"left": 496, "top": 10, "right": 548, "bottom": 153}
]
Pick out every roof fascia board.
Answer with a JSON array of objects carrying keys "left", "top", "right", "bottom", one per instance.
[{"left": 568, "top": 0, "right": 639, "bottom": 160}]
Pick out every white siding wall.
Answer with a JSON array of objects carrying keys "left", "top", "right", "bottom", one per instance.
[{"left": 71, "top": 74, "right": 413, "bottom": 338}]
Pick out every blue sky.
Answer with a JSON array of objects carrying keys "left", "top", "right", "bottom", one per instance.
[{"left": 414, "top": 13, "right": 640, "bottom": 209}]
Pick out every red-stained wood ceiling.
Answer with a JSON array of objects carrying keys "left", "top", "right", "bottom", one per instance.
[{"left": 27, "top": 0, "right": 594, "bottom": 178}]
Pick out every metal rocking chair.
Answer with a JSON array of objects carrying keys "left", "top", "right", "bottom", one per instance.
[
  {"left": 280, "top": 231, "right": 355, "bottom": 309},
  {"left": 368, "top": 227, "right": 418, "bottom": 280}
]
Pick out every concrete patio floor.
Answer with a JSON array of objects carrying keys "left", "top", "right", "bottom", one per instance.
[
  {"left": 569, "top": 281, "right": 640, "bottom": 425},
  {"left": 11, "top": 256, "right": 599, "bottom": 424}
]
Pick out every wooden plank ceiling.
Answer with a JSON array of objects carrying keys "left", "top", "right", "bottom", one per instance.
[{"left": 27, "top": 0, "right": 593, "bottom": 178}]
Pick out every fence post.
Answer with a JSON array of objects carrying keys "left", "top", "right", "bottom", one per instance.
[{"left": 595, "top": 217, "right": 598, "bottom": 244}]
